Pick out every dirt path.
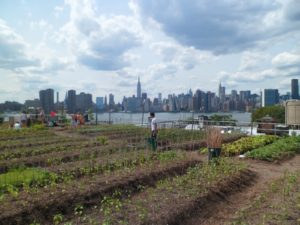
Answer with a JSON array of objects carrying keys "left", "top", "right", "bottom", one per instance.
[{"left": 183, "top": 155, "right": 300, "bottom": 225}]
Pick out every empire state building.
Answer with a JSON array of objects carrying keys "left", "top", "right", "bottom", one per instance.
[{"left": 137, "top": 77, "right": 141, "bottom": 99}]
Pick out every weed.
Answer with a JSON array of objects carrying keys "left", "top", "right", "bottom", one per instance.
[{"left": 53, "top": 214, "right": 64, "bottom": 225}]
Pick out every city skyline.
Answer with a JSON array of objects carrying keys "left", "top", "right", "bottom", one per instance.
[
  {"left": 0, "top": 1, "right": 300, "bottom": 103},
  {"left": 0, "top": 77, "right": 298, "bottom": 114},
  {"left": 17, "top": 77, "right": 297, "bottom": 115}
]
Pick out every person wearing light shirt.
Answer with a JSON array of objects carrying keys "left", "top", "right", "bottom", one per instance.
[{"left": 149, "top": 112, "right": 158, "bottom": 150}]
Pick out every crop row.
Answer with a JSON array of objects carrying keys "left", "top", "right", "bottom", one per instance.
[
  {"left": 47, "top": 150, "right": 187, "bottom": 179},
  {"left": 0, "top": 158, "right": 199, "bottom": 225},
  {"left": 73, "top": 125, "right": 146, "bottom": 137},
  {"left": 233, "top": 170, "right": 300, "bottom": 224},
  {"left": 0, "top": 129, "right": 51, "bottom": 141},
  {"left": 0, "top": 144, "right": 142, "bottom": 173},
  {"left": 0, "top": 136, "right": 87, "bottom": 151},
  {"left": 0, "top": 167, "right": 57, "bottom": 199},
  {"left": 73, "top": 125, "right": 208, "bottom": 143},
  {"left": 222, "top": 135, "right": 279, "bottom": 155},
  {"left": 0, "top": 150, "right": 187, "bottom": 199},
  {"left": 246, "top": 135, "right": 300, "bottom": 161},
  {"left": 67, "top": 159, "right": 250, "bottom": 225},
  {"left": 0, "top": 139, "right": 106, "bottom": 161}
]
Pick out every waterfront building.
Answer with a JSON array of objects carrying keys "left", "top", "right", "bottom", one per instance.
[
  {"left": 137, "top": 77, "right": 141, "bottom": 99},
  {"left": 218, "top": 82, "right": 226, "bottom": 102},
  {"left": 66, "top": 90, "right": 76, "bottom": 113},
  {"left": 96, "top": 97, "right": 104, "bottom": 110},
  {"left": 291, "top": 79, "right": 299, "bottom": 99},
  {"left": 126, "top": 96, "right": 140, "bottom": 112},
  {"left": 24, "top": 99, "right": 41, "bottom": 109},
  {"left": 262, "top": 89, "right": 279, "bottom": 107},
  {"left": 39, "top": 88, "right": 54, "bottom": 114},
  {"left": 109, "top": 94, "right": 115, "bottom": 107},
  {"left": 158, "top": 93, "right": 162, "bottom": 103},
  {"left": 240, "top": 90, "right": 251, "bottom": 101},
  {"left": 76, "top": 92, "right": 93, "bottom": 113},
  {"left": 142, "top": 93, "right": 147, "bottom": 101}
]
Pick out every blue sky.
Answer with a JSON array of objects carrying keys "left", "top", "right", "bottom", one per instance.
[{"left": 0, "top": 0, "right": 299, "bottom": 103}]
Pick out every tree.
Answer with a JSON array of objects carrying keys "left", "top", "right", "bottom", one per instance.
[
  {"left": 0, "top": 101, "right": 23, "bottom": 112},
  {"left": 252, "top": 105, "right": 285, "bottom": 123},
  {"left": 209, "top": 114, "right": 236, "bottom": 126}
]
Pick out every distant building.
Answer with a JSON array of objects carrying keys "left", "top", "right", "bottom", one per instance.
[
  {"left": 76, "top": 92, "right": 93, "bottom": 113},
  {"left": 262, "top": 89, "right": 279, "bottom": 107},
  {"left": 109, "top": 94, "right": 115, "bottom": 107},
  {"left": 104, "top": 95, "right": 107, "bottom": 106},
  {"left": 291, "top": 79, "right": 299, "bottom": 100},
  {"left": 240, "top": 90, "right": 251, "bottom": 101},
  {"left": 66, "top": 90, "right": 76, "bottom": 113},
  {"left": 218, "top": 82, "right": 226, "bottom": 102},
  {"left": 39, "top": 88, "right": 54, "bottom": 113},
  {"left": 24, "top": 99, "right": 40, "bottom": 109},
  {"left": 96, "top": 97, "right": 104, "bottom": 110},
  {"left": 127, "top": 96, "right": 139, "bottom": 112},
  {"left": 56, "top": 92, "right": 59, "bottom": 103},
  {"left": 142, "top": 92, "right": 147, "bottom": 101},
  {"left": 137, "top": 77, "right": 141, "bottom": 99}
]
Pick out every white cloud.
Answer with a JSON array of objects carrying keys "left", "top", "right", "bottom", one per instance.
[
  {"left": 272, "top": 51, "right": 300, "bottom": 69},
  {"left": 239, "top": 51, "right": 270, "bottom": 71},
  {"left": 0, "top": 19, "right": 39, "bottom": 70},
  {"left": 133, "top": 0, "right": 300, "bottom": 54},
  {"left": 55, "top": 6, "right": 64, "bottom": 12},
  {"left": 59, "top": 0, "right": 144, "bottom": 71},
  {"left": 220, "top": 50, "right": 300, "bottom": 89}
]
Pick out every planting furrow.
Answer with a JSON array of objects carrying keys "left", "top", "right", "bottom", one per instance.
[
  {"left": 0, "top": 141, "right": 151, "bottom": 173},
  {"left": 45, "top": 150, "right": 189, "bottom": 180},
  {"left": 0, "top": 137, "right": 87, "bottom": 151},
  {"left": 0, "top": 139, "right": 99, "bottom": 161},
  {"left": 45, "top": 150, "right": 158, "bottom": 178},
  {"left": 67, "top": 159, "right": 254, "bottom": 225},
  {"left": 0, "top": 130, "right": 52, "bottom": 141},
  {"left": 0, "top": 159, "right": 200, "bottom": 225},
  {"left": 165, "top": 133, "right": 245, "bottom": 151}
]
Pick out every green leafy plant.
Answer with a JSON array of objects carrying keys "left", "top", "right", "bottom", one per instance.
[
  {"left": 53, "top": 214, "right": 64, "bottom": 225},
  {"left": 246, "top": 136, "right": 300, "bottom": 161},
  {"left": 0, "top": 167, "right": 58, "bottom": 196},
  {"left": 96, "top": 136, "right": 108, "bottom": 145},
  {"left": 222, "top": 135, "right": 279, "bottom": 155}
]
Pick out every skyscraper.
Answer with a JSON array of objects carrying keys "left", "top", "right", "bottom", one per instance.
[
  {"left": 262, "top": 89, "right": 279, "bottom": 107},
  {"left": 218, "top": 82, "right": 225, "bottom": 102},
  {"left": 96, "top": 97, "right": 104, "bottom": 110},
  {"left": 76, "top": 92, "right": 93, "bottom": 113},
  {"left": 137, "top": 77, "right": 141, "bottom": 99},
  {"left": 39, "top": 88, "right": 54, "bottom": 113},
  {"left": 291, "top": 79, "right": 299, "bottom": 100},
  {"left": 109, "top": 93, "right": 115, "bottom": 107},
  {"left": 66, "top": 90, "right": 76, "bottom": 113}
]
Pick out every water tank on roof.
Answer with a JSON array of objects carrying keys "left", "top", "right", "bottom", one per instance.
[{"left": 285, "top": 100, "right": 300, "bottom": 125}]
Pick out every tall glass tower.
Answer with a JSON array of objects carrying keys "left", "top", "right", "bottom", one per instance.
[
  {"left": 137, "top": 77, "right": 141, "bottom": 99},
  {"left": 291, "top": 79, "right": 299, "bottom": 99}
]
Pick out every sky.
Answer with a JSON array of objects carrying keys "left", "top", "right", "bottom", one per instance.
[{"left": 0, "top": 0, "right": 300, "bottom": 103}]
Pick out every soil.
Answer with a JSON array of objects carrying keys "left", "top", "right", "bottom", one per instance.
[
  {"left": 182, "top": 155, "right": 300, "bottom": 225},
  {"left": 0, "top": 159, "right": 200, "bottom": 225}
]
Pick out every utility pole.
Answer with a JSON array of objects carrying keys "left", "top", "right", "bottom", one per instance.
[
  {"left": 141, "top": 99, "right": 145, "bottom": 126},
  {"left": 95, "top": 105, "right": 98, "bottom": 125}
]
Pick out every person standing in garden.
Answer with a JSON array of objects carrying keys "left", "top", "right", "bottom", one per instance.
[
  {"left": 20, "top": 111, "right": 27, "bottom": 127},
  {"left": 149, "top": 112, "right": 158, "bottom": 150}
]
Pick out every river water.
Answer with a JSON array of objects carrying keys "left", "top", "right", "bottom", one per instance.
[
  {"left": 94, "top": 112, "right": 252, "bottom": 125},
  {"left": 3, "top": 112, "right": 252, "bottom": 125}
]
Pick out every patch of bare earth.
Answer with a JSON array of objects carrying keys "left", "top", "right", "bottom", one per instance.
[{"left": 183, "top": 155, "right": 300, "bottom": 225}]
